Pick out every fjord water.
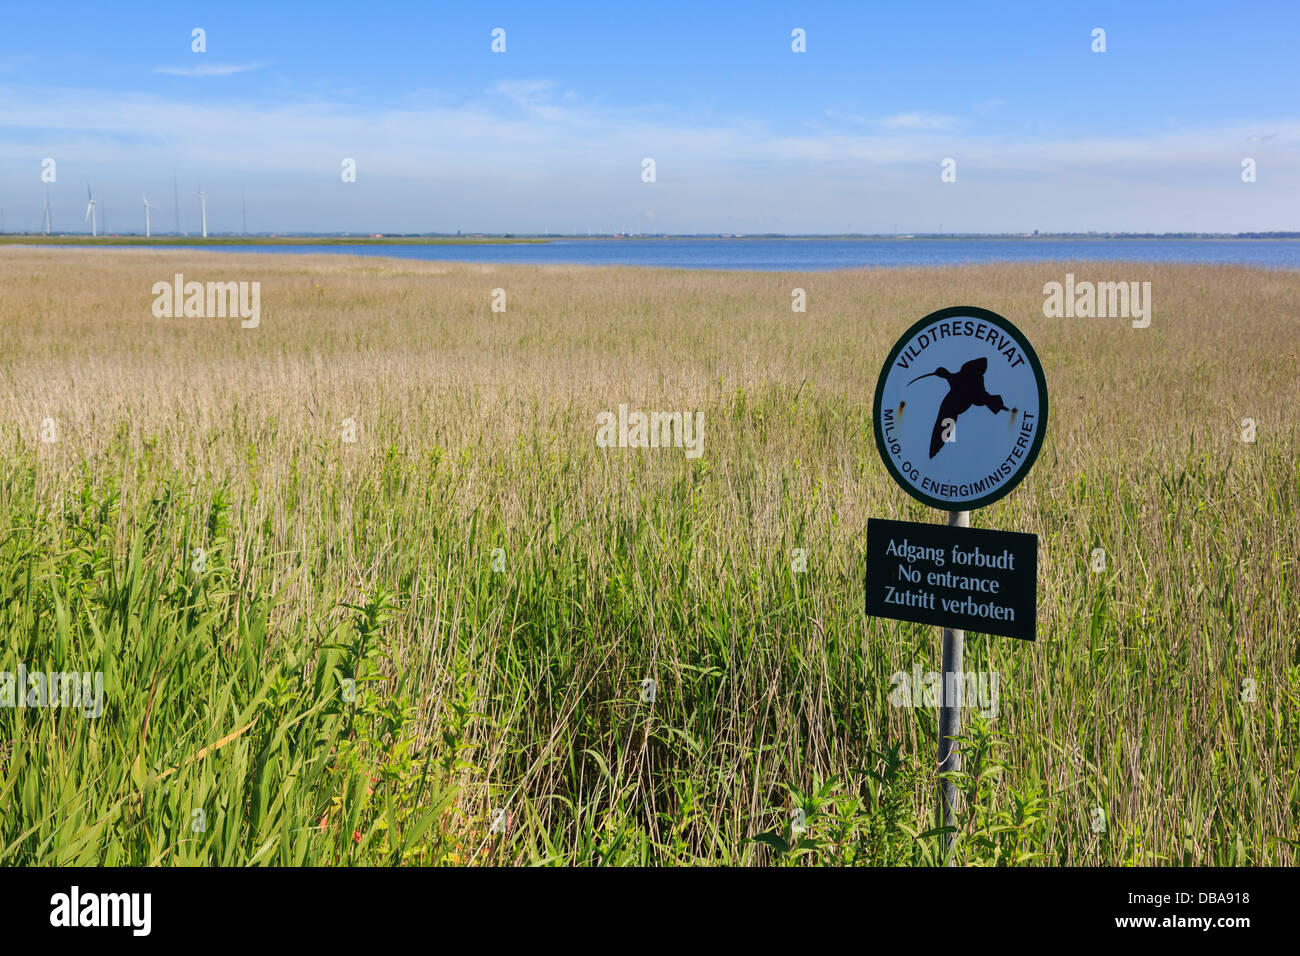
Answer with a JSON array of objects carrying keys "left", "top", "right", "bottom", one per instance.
[{"left": 153, "top": 237, "right": 1300, "bottom": 270}]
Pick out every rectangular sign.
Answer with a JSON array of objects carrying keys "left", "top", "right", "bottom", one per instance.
[{"left": 865, "top": 517, "right": 1038, "bottom": 641}]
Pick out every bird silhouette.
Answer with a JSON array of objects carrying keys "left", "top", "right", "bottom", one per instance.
[{"left": 906, "top": 356, "right": 1008, "bottom": 458}]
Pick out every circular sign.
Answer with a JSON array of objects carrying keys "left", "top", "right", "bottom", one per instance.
[{"left": 872, "top": 306, "right": 1048, "bottom": 511}]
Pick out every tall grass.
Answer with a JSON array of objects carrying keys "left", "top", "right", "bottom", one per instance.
[{"left": 1, "top": 247, "right": 1297, "bottom": 864}]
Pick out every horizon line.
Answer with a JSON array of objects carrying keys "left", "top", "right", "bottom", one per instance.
[{"left": 4, "top": 231, "right": 1300, "bottom": 240}]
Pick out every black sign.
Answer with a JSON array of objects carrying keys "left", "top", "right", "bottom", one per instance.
[{"left": 865, "top": 517, "right": 1038, "bottom": 641}]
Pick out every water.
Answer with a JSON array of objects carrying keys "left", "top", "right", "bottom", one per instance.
[{"left": 147, "top": 237, "right": 1300, "bottom": 271}]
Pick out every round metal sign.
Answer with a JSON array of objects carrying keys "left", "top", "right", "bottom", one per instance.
[{"left": 873, "top": 306, "right": 1048, "bottom": 511}]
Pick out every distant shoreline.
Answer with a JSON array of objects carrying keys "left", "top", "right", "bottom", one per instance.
[
  {"left": 2, "top": 234, "right": 1298, "bottom": 247},
  {"left": 0, "top": 235, "right": 547, "bottom": 247},
  {"left": 6, "top": 234, "right": 1298, "bottom": 271}
]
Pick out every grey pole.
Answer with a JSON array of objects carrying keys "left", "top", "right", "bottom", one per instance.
[{"left": 938, "top": 509, "right": 969, "bottom": 862}]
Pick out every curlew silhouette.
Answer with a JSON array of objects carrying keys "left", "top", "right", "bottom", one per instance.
[{"left": 906, "top": 356, "right": 1008, "bottom": 458}]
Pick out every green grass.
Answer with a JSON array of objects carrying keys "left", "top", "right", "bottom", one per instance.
[
  {"left": 1, "top": 250, "right": 1296, "bottom": 865},
  {"left": 3, "top": 420, "right": 1295, "bottom": 865}
]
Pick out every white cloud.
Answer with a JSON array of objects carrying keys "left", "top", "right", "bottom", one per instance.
[
  {"left": 493, "top": 79, "right": 555, "bottom": 101},
  {"left": 4, "top": 84, "right": 1297, "bottom": 177},
  {"left": 824, "top": 109, "right": 963, "bottom": 131},
  {"left": 879, "top": 112, "right": 961, "bottom": 130},
  {"left": 1, "top": 81, "right": 1297, "bottom": 232},
  {"left": 490, "top": 78, "right": 594, "bottom": 124},
  {"left": 152, "top": 62, "right": 271, "bottom": 78}
]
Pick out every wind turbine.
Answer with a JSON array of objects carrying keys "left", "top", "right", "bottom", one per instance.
[
  {"left": 198, "top": 189, "right": 207, "bottom": 238},
  {"left": 42, "top": 186, "right": 51, "bottom": 235},
  {"left": 84, "top": 185, "right": 98, "bottom": 237},
  {"left": 142, "top": 195, "right": 153, "bottom": 238}
]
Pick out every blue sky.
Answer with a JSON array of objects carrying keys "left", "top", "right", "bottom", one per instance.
[{"left": 1, "top": 0, "right": 1296, "bottom": 234}]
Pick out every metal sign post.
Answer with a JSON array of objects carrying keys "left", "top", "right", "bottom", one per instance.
[
  {"left": 868, "top": 306, "right": 1049, "bottom": 865},
  {"left": 938, "top": 508, "right": 968, "bottom": 859}
]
